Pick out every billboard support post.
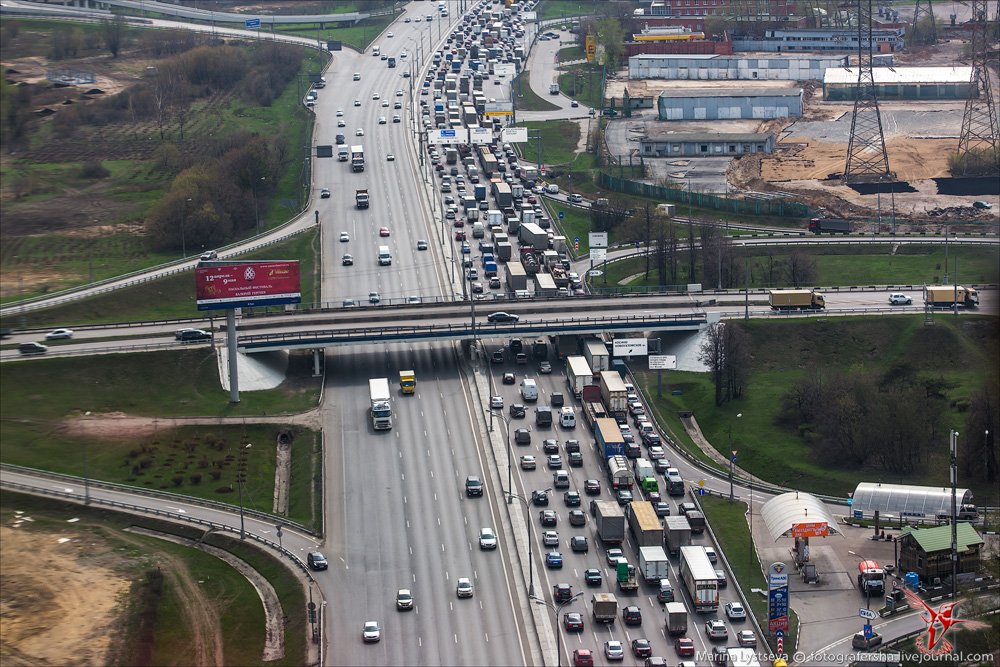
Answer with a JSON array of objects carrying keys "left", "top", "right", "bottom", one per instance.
[{"left": 227, "top": 309, "right": 240, "bottom": 403}]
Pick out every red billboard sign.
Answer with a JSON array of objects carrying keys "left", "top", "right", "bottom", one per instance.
[
  {"left": 791, "top": 522, "right": 829, "bottom": 539},
  {"left": 196, "top": 261, "right": 301, "bottom": 310}
]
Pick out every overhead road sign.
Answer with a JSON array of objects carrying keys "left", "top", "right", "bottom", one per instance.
[
  {"left": 613, "top": 338, "right": 648, "bottom": 357},
  {"left": 245, "top": 18, "right": 261, "bottom": 29},
  {"left": 501, "top": 127, "right": 528, "bottom": 143},
  {"left": 430, "top": 128, "right": 469, "bottom": 144}
]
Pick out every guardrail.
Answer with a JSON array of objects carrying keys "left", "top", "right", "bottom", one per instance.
[
  {"left": 0, "top": 476, "right": 316, "bottom": 580},
  {"left": 0, "top": 463, "right": 316, "bottom": 535}
]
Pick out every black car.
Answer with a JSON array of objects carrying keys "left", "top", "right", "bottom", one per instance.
[
  {"left": 584, "top": 479, "right": 601, "bottom": 495},
  {"left": 487, "top": 311, "right": 519, "bottom": 323},
  {"left": 532, "top": 490, "right": 549, "bottom": 506},
  {"left": 631, "top": 639, "right": 652, "bottom": 658},
  {"left": 568, "top": 452, "right": 584, "bottom": 467},
  {"left": 622, "top": 606, "right": 642, "bottom": 626},
  {"left": 553, "top": 583, "right": 573, "bottom": 602},
  {"left": 491, "top": 349, "right": 505, "bottom": 363},
  {"left": 568, "top": 509, "right": 587, "bottom": 526},
  {"left": 564, "top": 491, "right": 581, "bottom": 507},
  {"left": 509, "top": 403, "right": 526, "bottom": 418},
  {"left": 616, "top": 489, "right": 634, "bottom": 506},
  {"left": 509, "top": 338, "right": 523, "bottom": 354},
  {"left": 17, "top": 342, "right": 48, "bottom": 355},
  {"left": 584, "top": 568, "right": 602, "bottom": 586},
  {"left": 307, "top": 552, "right": 328, "bottom": 570},
  {"left": 564, "top": 439, "right": 580, "bottom": 453},
  {"left": 465, "top": 476, "right": 483, "bottom": 497},
  {"left": 542, "top": 439, "right": 559, "bottom": 454},
  {"left": 539, "top": 510, "right": 557, "bottom": 526},
  {"left": 570, "top": 535, "right": 589, "bottom": 553},
  {"left": 175, "top": 328, "right": 211, "bottom": 342}
]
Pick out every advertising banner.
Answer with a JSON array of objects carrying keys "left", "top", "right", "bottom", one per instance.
[{"left": 196, "top": 261, "right": 301, "bottom": 310}]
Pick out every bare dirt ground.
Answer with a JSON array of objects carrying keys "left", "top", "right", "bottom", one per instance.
[{"left": 0, "top": 522, "right": 131, "bottom": 666}]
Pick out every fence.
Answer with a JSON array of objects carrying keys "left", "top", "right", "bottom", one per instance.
[{"left": 598, "top": 172, "right": 812, "bottom": 219}]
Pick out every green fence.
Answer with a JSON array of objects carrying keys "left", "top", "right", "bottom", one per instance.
[{"left": 598, "top": 172, "right": 813, "bottom": 219}]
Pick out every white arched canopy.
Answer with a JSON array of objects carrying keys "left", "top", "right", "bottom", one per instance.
[
  {"left": 851, "top": 482, "right": 973, "bottom": 519},
  {"left": 760, "top": 492, "right": 841, "bottom": 542}
]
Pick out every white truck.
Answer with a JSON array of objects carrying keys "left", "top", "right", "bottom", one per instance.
[
  {"left": 565, "top": 356, "right": 593, "bottom": 398},
  {"left": 665, "top": 601, "right": 688, "bottom": 635},
  {"left": 599, "top": 370, "right": 629, "bottom": 422},
  {"left": 369, "top": 378, "right": 392, "bottom": 430},
  {"left": 583, "top": 338, "right": 610, "bottom": 371},
  {"left": 638, "top": 546, "right": 670, "bottom": 585},
  {"left": 679, "top": 546, "right": 719, "bottom": 612},
  {"left": 350, "top": 145, "right": 365, "bottom": 172}
]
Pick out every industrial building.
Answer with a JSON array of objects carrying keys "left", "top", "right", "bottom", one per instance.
[
  {"left": 823, "top": 66, "right": 975, "bottom": 101},
  {"left": 639, "top": 125, "right": 775, "bottom": 157},
  {"left": 629, "top": 53, "right": 851, "bottom": 81},
  {"left": 733, "top": 27, "right": 905, "bottom": 53},
  {"left": 658, "top": 88, "right": 803, "bottom": 121},
  {"left": 636, "top": 0, "right": 796, "bottom": 17}
]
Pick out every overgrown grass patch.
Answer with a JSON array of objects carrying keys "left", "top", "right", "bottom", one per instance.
[
  {"left": 523, "top": 120, "right": 596, "bottom": 169},
  {"left": 512, "top": 71, "right": 561, "bottom": 111},
  {"left": 557, "top": 63, "right": 603, "bottom": 110},
  {"left": 535, "top": 0, "right": 609, "bottom": 20}
]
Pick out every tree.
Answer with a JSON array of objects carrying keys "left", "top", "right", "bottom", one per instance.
[
  {"left": 102, "top": 14, "right": 127, "bottom": 58},
  {"left": 589, "top": 195, "right": 630, "bottom": 233},
  {"left": 962, "top": 382, "right": 999, "bottom": 484},
  {"left": 786, "top": 249, "right": 817, "bottom": 286},
  {"left": 698, "top": 322, "right": 751, "bottom": 406},
  {"left": 593, "top": 18, "right": 625, "bottom": 70}
]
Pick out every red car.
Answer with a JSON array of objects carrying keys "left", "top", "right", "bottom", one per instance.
[
  {"left": 572, "top": 649, "right": 594, "bottom": 667},
  {"left": 453, "top": 218, "right": 465, "bottom": 227},
  {"left": 674, "top": 637, "right": 695, "bottom": 657},
  {"left": 455, "top": 231, "right": 466, "bottom": 241},
  {"left": 584, "top": 479, "right": 601, "bottom": 495},
  {"left": 379, "top": 226, "right": 391, "bottom": 237}
]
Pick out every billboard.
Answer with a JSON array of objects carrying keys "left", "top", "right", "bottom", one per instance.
[
  {"left": 648, "top": 355, "right": 677, "bottom": 370},
  {"left": 196, "top": 261, "right": 301, "bottom": 311},
  {"left": 585, "top": 34, "right": 597, "bottom": 62},
  {"left": 613, "top": 338, "right": 648, "bottom": 357},
  {"left": 469, "top": 127, "right": 493, "bottom": 144},
  {"left": 791, "top": 522, "right": 829, "bottom": 538},
  {"left": 501, "top": 127, "right": 528, "bottom": 143}
]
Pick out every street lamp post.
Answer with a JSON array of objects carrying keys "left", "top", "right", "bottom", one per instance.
[
  {"left": 488, "top": 406, "right": 513, "bottom": 502},
  {"left": 236, "top": 443, "right": 252, "bottom": 540},
  {"left": 83, "top": 411, "right": 92, "bottom": 505},
  {"left": 508, "top": 492, "right": 542, "bottom": 596},
  {"left": 531, "top": 592, "right": 583, "bottom": 667},
  {"left": 728, "top": 413, "right": 741, "bottom": 501}
]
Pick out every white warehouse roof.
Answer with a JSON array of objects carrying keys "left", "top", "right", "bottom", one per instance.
[{"left": 824, "top": 66, "right": 973, "bottom": 85}]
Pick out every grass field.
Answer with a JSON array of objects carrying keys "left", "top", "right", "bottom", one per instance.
[
  {"left": 599, "top": 244, "right": 1000, "bottom": 289},
  {"left": 557, "top": 45, "right": 585, "bottom": 62},
  {"left": 557, "top": 63, "right": 604, "bottom": 110},
  {"left": 0, "top": 492, "right": 307, "bottom": 666},
  {"left": 699, "top": 494, "right": 799, "bottom": 656},
  {"left": 512, "top": 71, "right": 561, "bottom": 111},
  {"left": 1, "top": 228, "right": 319, "bottom": 330},
  {"left": 634, "top": 316, "right": 999, "bottom": 503},
  {"left": 522, "top": 120, "right": 596, "bottom": 170},
  {"left": 535, "top": 0, "right": 609, "bottom": 20}
]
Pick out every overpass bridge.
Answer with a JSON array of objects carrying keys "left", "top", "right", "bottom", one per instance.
[{"left": 236, "top": 312, "right": 711, "bottom": 353}]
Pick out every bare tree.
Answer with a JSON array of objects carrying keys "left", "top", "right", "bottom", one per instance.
[
  {"left": 102, "top": 14, "right": 127, "bottom": 58},
  {"left": 786, "top": 249, "right": 817, "bottom": 286},
  {"left": 963, "top": 382, "right": 999, "bottom": 483},
  {"left": 589, "top": 195, "right": 630, "bottom": 233},
  {"left": 698, "top": 322, "right": 751, "bottom": 406}
]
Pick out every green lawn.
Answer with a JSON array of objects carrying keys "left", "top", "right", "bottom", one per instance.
[
  {"left": 512, "top": 71, "right": 560, "bottom": 111},
  {"left": 633, "top": 316, "right": 999, "bottom": 502},
  {"left": 522, "top": 120, "right": 596, "bottom": 169},
  {"left": 699, "top": 495, "right": 799, "bottom": 657},
  {"left": 535, "top": 0, "right": 610, "bottom": 20},
  {"left": 557, "top": 63, "right": 604, "bottom": 110},
  {"left": 600, "top": 244, "right": 1000, "bottom": 289},
  {"left": 1, "top": 228, "right": 319, "bottom": 330},
  {"left": 548, "top": 203, "right": 594, "bottom": 254},
  {"left": 557, "top": 45, "right": 585, "bottom": 62}
]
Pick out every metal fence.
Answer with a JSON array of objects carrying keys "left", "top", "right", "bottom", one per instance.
[{"left": 598, "top": 172, "right": 813, "bottom": 219}]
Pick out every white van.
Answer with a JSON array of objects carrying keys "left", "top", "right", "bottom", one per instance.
[
  {"left": 372, "top": 46, "right": 381, "bottom": 56},
  {"left": 378, "top": 245, "right": 392, "bottom": 266},
  {"left": 559, "top": 406, "right": 576, "bottom": 428},
  {"left": 520, "top": 378, "right": 538, "bottom": 402},
  {"left": 552, "top": 469, "right": 570, "bottom": 489}
]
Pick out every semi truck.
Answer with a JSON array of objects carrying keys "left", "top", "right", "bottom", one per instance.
[
  {"left": 583, "top": 338, "right": 610, "bottom": 372},
  {"left": 355, "top": 189, "right": 370, "bottom": 209},
  {"left": 446, "top": 147, "right": 459, "bottom": 165},
  {"left": 665, "top": 601, "right": 688, "bottom": 635},
  {"left": 399, "top": 370, "right": 415, "bottom": 395},
  {"left": 566, "top": 356, "right": 593, "bottom": 398},
  {"left": 616, "top": 558, "right": 638, "bottom": 594},
  {"left": 924, "top": 285, "right": 979, "bottom": 308},
  {"left": 492, "top": 182, "right": 513, "bottom": 208},
  {"left": 518, "top": 222, "right": 549, "bottom": 251},
  {"left": 595, "top": 418, "right": 626, "bottom": 458},
  {"left": 591, "top": 593, "right": 618, "bottom": 624},
  {"left": 679, "top": 546, "right": 719, "bottom": 612},
  {"left": 606, "top": 455, "right": 633, "bottom": 491},
  {"left": 585, "top": 401, "right": 609, "bottom": 431},
  {"left": 350, "top": 145, "right": 365, "bottom": 172},
  {"left": 369, "top": 378, "right": 393, "bottom": 430},
  {"left": 808, "top": 218, "right": 852, "bottom": 234},
  {"left": 639, "top": 546, "right": 670, "bottom": 585},
  {"left": 768, "top": 289, "right": 826, "bottom": 311},
  {"left": 593, "top": 500, "right": 626, "bottom": 545},
  {"left": 628, "top": 501, "right": 663, "bottom": 549},
  {"left": 857, "top": 560, "right": 885, "bottom": 597},
  {"left": 505, "top": 261, "right": 528, "bottom": 291},
  {"left": 664, "top": 515, "right": 692, "bottom": 557},
  {"left": 599, "top": 370, "right": 629, "bottom": 422}
]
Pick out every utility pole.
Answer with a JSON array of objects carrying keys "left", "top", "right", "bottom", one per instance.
[
  {"left": 843, "top": 0, "right": 892, "bottom": 183},
  {"left": 949, "top": 430, "right": 959, "bottom": 598},
  {"left": 956, "top": 0, "right": 999, "bottom": 175}
]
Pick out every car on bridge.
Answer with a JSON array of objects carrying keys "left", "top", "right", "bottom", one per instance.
[{"left": 487, "top": 312, "right": 519, "bottom": 323}]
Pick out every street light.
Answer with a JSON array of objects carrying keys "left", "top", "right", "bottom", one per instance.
[
  {"left": 728, "top": 413, "right": 742, "bottom": 501},
  {"left": 508, "top": 491, "right": 546, "bottom": 597},
  {"left": 236, "top": 443, "right": 252, "bottom": 540},
  {"left": 531, "top": 591, "right": 583, "bottom": 667},
  {"left": 487, "top": 406, "right": 514, "bottom": 503}
]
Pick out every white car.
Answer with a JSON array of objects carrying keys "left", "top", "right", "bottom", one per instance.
[
  {"left": 386, "top": 153, "right": 395, "bottom": 161},
  {"left": 479, "top": 527, "right": 497, "bottom": 550},
  {"left": 705, "top": 619, "right": 728, "bottom": 640},
  {"left": 372, "top": 92, "right": 381, "bottom": 100},
  {"left": 456, "top": 577, "right": 474, "bottom": 598},
  {"left": 387, "top": 31, "right": 394, "bottom": 37},
  {"left": 392, "top": 114, "right": 401, "bottom": 123},
  {"left": 356, "top": 128, "right": 364, "bottom": 136},
  {"left": 362, "top": 620, "right": 381, "bottom": 642},
  {"left": 888, "top": 292, "right": 912, "bottom": 305},
  {"left": 725, "top": 601, "right": 747, "bottom": 621},
  {"left": 44, "top": 328, "right": 74, "bottom": 340},
  {"left": 490, "top": 396, "right": 503, "bottom": 409},
  {"left": 353, "top": 73, "right": 361, "bottom": 81},
  {"left": 378, "top": 116, "right": 387, "bottom": 125},
  {"left": 396, "top": 89, "right": 404, "bottom": 97},
  {"left": 354, "top": 99, "right": 361, "bottom": 106},
  {"left": 336, "top": 109, "right": 344, "bottom": 117},
  {"left": 604, "top": 640, "right": 625, "bottom": 661},
  {"left": 339, "top": 232, "right": 350, "bottom": 242},
  {"left": 337, "top": 119, "right": 346, "bottom": 127}
]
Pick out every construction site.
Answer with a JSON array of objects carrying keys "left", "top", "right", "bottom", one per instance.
[{"left": 608, "top": 0, "right": 1000, "bottom": 226}]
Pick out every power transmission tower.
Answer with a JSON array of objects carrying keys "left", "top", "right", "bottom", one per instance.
[
  {"left": 843, "top": 0, "right": 893, "bottom": 183},
  {"left": 911, "top": 0, "right": 937, "bottom": 42},
  {"left": 956, "top": 0, "right": 999, "bottom": 175}
]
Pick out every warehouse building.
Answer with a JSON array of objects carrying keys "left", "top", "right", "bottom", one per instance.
[
  {"left": 639, "top": 125, "right": 775, "bottom": 157},
  {"left": 823, "top": 66, "right": 975, "bottom": 101},
  {"left": 733, "top": 27, "right": 905, "bottom": 53},
  {"left": 630, "top": 53, "right": 851, "bottom": 81},
  {"left": 658, "top": 88, "right": 802, "bottom": 121}
]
